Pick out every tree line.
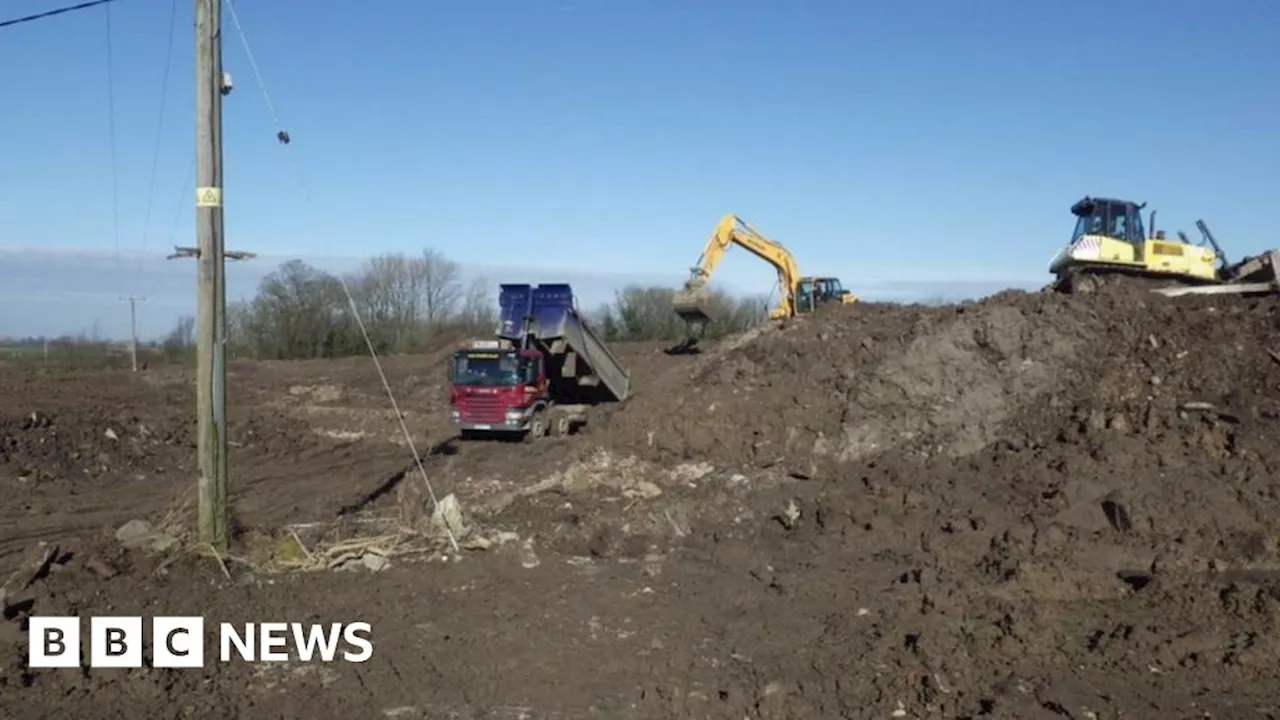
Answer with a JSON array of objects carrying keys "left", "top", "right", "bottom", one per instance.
[{"left": 159, "top": 249, "right": 769, "bottom": 360}]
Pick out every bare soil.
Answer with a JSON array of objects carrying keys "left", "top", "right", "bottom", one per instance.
[{"left": 5, "top": 284, "right": 1280, "bottom": 718}]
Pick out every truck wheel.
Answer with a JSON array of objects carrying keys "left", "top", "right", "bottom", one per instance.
[
  {"left": 553, "top": 413, "right": 571, "bottom": 437},
  {"left": 526, "top": 415, "right": 547, "bottom": 442}
]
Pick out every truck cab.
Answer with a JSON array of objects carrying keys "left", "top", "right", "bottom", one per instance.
[
  {"left": 447, "top": 340, "right": 549, "bottom": 436},
  {"left": 448, "top": 283, "right": 632, "bottom": 441}
]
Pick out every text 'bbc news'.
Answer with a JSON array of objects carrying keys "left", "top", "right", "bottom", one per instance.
[{"left": 28, "top": 617, "right": 373, "bottom": 668}]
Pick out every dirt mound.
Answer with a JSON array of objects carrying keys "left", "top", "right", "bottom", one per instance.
[
  {"left": 602, "top": 290, "right": 1098, "bottom": 470},
  {"left": 564, "top": 282, "right": 1280, "bottom": 714},
  {"left": 10, "top": 281, "right": 1280, "bottom": 717}
]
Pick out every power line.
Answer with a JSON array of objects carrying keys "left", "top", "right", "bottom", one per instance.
[
  {"left": 139, "top": 0, "right": 181, "bottom": 288},
  {"left": 219, "top": 0, "right": 455, "bottom": 552},
  {"left": 0, "top": 0, "right": 116, "bottom": 29},
  {"left": 103, "top": 1, "right": 122, "bottom": 296}
]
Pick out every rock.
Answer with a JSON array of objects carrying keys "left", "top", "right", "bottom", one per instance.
[
  {"left": 431, "top": 494, "right": 470, "bottom": 540},
  {"left": 629, "top": 481, "right": 662, "bottom": 499},
  {"left": 774, "top": 500, "right": 801, "bottom": 529},
  {"left": 147, "top": 533, "right": 179, "bottom": 552},
  {"left": 104, "top": 428, "right": 118, "bottom": 441},
  {"left": 518, "top": 539, "right": 540, "bottom": 569},
  {"left": 462, "top": 530, "right": 520, "bottom": 551},
  {"left": 361, "top": 553, "right": 390, "bottom": 572},
  {"left": 116, "top": 519, "right": 155, "bottom": 548},
  {"left": 669, "top": 462, "right": 714, "bottom": 483},
  {"left": 115, "top": 519, "right": 177, "bottom": 552},
  {"left": 1036, "top": 524, "right": 1068, "bottom": 554}
]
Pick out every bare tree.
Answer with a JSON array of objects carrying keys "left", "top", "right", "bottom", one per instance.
[
  {"left": 226, "top": 301, "right": 250, "bottom": 352},
  {"left": 350, "top": 253, "right": 423, "bottom": 351},
  {"left": 419, "top": 248, "right": 462, "bottom": 327},
  {"left": 163, "top": 315, "right": 196, "bottom": 350},
  {"left": 596, "top": 284, "right": 768, "bottom": 342},
  {"left": 456, "top": 276, "right": 496, "bottom": 332},
  {"left": 218, "top": 252, "right": 772, "bottom": 360}
]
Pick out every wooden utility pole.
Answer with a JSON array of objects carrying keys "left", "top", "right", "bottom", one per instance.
[
  {"left": 178, "top": 2, "right": 252, "bottom": 545},
  {"left": 184, "top": 0, "right": 253, "bottom": 551},
  {"left": 119, "top": 295, "right": 144, "bottom": 372},
  {"left": 195, "top": 0, "right": 228, "bottom": 550}
]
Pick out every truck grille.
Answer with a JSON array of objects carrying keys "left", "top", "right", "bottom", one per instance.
[{"left": 458, "top": 397, "right": 506, "bottom": 423}]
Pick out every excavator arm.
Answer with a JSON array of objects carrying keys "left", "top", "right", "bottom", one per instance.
[{"left": 672, "top": 214, "right": 801, "bottom": 335}]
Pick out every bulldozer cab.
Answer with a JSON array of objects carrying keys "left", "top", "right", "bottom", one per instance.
[
  {"left": 813, "top": 277, "right": 846, "bottom": 298},
  {"left": 1071, "top": 197, "right": 1147, "bottom": 246}
]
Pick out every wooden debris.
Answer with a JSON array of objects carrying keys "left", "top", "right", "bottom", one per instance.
[
  {"left": 0, "top": 542, "right": 60, "bottom": 611},
  {"left": 85, "top": 556, "right": 119, "bottom": 579}
]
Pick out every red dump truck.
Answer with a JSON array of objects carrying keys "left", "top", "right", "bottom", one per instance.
[{"left": 447, "top": 283, "right": 632, "bottom": 440}]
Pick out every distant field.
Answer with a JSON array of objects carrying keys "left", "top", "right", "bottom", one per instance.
[
  {"left": 0, "top": 341, "right": 155, "bottom": 370},
  {"left": 0, "top": 344, "right": 45, "bottom": 357}
]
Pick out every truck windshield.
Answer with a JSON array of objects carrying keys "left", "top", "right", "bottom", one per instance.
[{"left": 450, "top": 351, "right": 525, "bottom": 386}]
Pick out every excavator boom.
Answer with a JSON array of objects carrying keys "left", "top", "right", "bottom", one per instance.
[
  {"left": 670, "top": 214, "right": 856, "bottom": 350},
  {"left": 672, "top": 214, "right": 801, "bottom": 331}
]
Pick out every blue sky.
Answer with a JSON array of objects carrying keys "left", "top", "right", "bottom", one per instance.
[{"left": 1, "top": 0, "right": 1277, "bottom": 339}]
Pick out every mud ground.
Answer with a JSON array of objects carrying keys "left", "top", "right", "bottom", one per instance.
[{"left": 6, "top": 283, "right": 1280, "bottom": 718}]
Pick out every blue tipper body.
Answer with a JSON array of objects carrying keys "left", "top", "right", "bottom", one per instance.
[{"left": 496, "top": 283, "right": 632, "bottom": 404}]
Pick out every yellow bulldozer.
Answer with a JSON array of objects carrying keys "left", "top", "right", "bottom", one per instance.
[
  {"left": 1049, "top": 195, "right": 1280, "bottom": 297},
  {"left": 670, "top": 213, "right": 856, "bottom": 351}
]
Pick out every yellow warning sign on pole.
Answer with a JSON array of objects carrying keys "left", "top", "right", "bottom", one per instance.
[{"left": 196, "top": 186, "right": 222, "bottom": 207}]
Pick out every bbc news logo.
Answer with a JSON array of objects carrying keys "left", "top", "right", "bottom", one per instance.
[{"left": 28, "top": 616, "right": 373, "bottom": 667}]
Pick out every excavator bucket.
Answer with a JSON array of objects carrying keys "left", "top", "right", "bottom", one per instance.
[
  {"left": 672, "top": 286, "right": 713, "bottom": 328},
  {"left": 669, "top": 280, "right": 713, "bottom": 354},
  {"left": 675, "top": 285, "right": 716, "bottom": 325}
]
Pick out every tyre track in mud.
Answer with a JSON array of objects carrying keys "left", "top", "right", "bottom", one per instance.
[{"left": 0, "top": 343, "right": 676, "bottom": 576}]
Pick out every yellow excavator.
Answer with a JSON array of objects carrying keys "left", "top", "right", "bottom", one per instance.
[
  {"left": 1049, "top": 195, "right": 1280, "bottom": 297},
  {"left": 671, "top": 214, "right": 856, "bottom": 350}
]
